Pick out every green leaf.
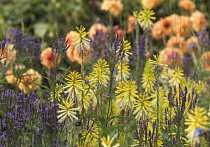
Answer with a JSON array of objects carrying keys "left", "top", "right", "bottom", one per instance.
[
  {"left": 0, "top": 110, "right": 4, "bottom": 117},
  {"left": 109, "top": 115, "right": 134, "bottom": 121},
  {"left": 30, "top": 81, "right": 50, "bottom": 90},
  {"left": 16, "top": 53, "right": 31, "bottom": 62},
  {"left": 0, "top": 66, "right": 13, "bottom": 73},
  {"left": 95, "top": 86, "right": 104, "bottom": 96},
  {"left": 110, "top": 93, "right": 116, "bottom": 101}
]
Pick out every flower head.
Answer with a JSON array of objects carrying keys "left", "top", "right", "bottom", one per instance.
[
  {"left": 82, "top": 119, "right": 99, "bottom": 146},
  {"left": 178, "top": 0, "right": 196, "bottom": 14},
  {"left": 167, "top": 36, "right": 188, "bottom": 53},
  {"left": 40, "top": 47, "right": 61, "bottom": 68},
  {"left": 185, "top": 106, "right": 208, "bottom": 140},
  {"left": 66, "top": 44, "right": 91, "bottom": 64},
  {"left": 135, "top": 8, "right": 156, "bottom": 30},
  {"left": 49, "top": 83, "right": 64, "bottom": 102},
  {"left": 88, "top": 59, "right": 110, "bottom": 88},
  {"left": 18, "top": 69, "right": 42, "bottom": 93},
  {"left": 190, "top": 11, "right": 207, "bottom": 32},
  {"left": 0, "top": 44, "right": 17, "bottom": 65},
  {"left": 73, "top": 26, "right": 90, "bottom": 53},
  {"left": 142, "top": 60, "right": 155, "bottom": 93},
  {"left": 201, "top": 51, "right": 210, "bottom": 71},
  {"left": 5, "top": 65, "right": 25, "bottom": 84},
  {"left": 127, "top": 15, "right": 136, "bottom": 33},
  {"left": 101, "top": 0, "right": 123, "bottom": 17},
  {"left": 88, "top": 23, "right": 108, "bottom": 40},
  {"left": 118, "top": 39, "right": 132, "bottom": 62},
  {"left": 159, "top": 47, "right": 183, "bottom": 68},
  {"left": 168, "top": 67, "right": 185, "bottom": 88},
  {"left": 57, "top": 98, "right": 79, "bottom": 123},
  {"left": 116, "top": 80, "right": 138, "bottom": 110},
  {"left": 65, "top": 31, "right": 77, "bottom": 46},
  {"left": 141, "top": 0, "right": 163, "bottom": 9},
  {"left": 101, "top": 135, "right": 120, "bottom": 147},
  {"left": 116, "top": 60, "right": 130, "bottom": 81},
  {"left": 133, "top": 93, "right": 152, "bottom": 121},
  {"left": 64, "top": 71, "right": 83, "bottom": 101}
]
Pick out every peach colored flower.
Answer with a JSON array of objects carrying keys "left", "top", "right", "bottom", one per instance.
[
  {"left": 173, "top": 16, "right": 191, "bottom": 37},
  {"left": 40, "top": 47, "right": 61, "bottom": 68},
  {"left": 101, "top": 0, "right": 123, "bottom": 17},
  {"left": 202, "top": 51, "right": 210, "bottom": 71},
  {"left": 18, "top": 69, "right": 42, "bottom": 93},
  {"left": 127, "top": 15, "right": 136, "bottom": 33},
  {"left": 65, "top": 31, "right": 77, "bottom": 46},
  {"left": 88, "top": 23, "right": 108, "bottom": 40},
  {"left": 186, "top": 36, "right": 199, "bottom": 55},
  {"left": 160, "top": 18, "right": 173, "bottom": 36},
  {"left": 151, "top": 20, "right": 164, "bottom": 39},
  {"left": 159, "top": 47, "right": 183, "bottom": 68},
  {"left": 178, "top": 0, "right": 196, "bottom": 14},
  {"left": 66, "top": 45, "right": 91, "bottom": 64},
  {"left": 5, "top": 65, "right": 25, "bottom": 84},
  {"left": 141, "top": 0, "right": 163, "bottom": 9},
  {"left": 0, "top": 44, "right": 16, "bottom": 65},
  {"left": 113, "top": 25, "right": 126, "bottom": 39},
  {"left": 190, "top": 11, "right": 207, "bottom": 32},
  {"left": 167, "top": 36, "right": 189, "bottom": 53}
]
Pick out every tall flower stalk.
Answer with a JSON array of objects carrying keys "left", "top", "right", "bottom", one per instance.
[
  {"left": 149, "top": 55, "right": 166, "bottom": 147},
  {"left": 73, "top": 26, "right": 90, "bottom": 115}
]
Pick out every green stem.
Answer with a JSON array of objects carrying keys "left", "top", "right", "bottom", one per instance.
[
  {"left": 135, "top": 22, "right": 140, "bottom": 88},
  {"left": 155, "top": 70, "right": 160, "bottom": 147},
  {"left": 81, "top": 47, "right": 85, "bottom": 120}
]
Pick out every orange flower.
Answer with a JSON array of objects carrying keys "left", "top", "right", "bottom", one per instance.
[
  {"left": 167, "top": 36, "right": 189, "bottom": 53},
  {"left": 66, "top": 45, "right": 91, "bottom": 64},
  {"left": 173, "top": 16, "right": 191, "bottom": 37},
  {"left": 0, "top": 44, "right": 16, "bottom": 65},
  {"left": 186, "top": 36, "right": 199, "bottom": 55},
  {"left": 178, "top": 0, "right": 196, "bottom": 14},
  {"left": 152, "top": 20, "right": 165, "bottom": 39},
  {"left": 113, "top": 25, "right": 126, "bottom": 39},
  {"left": 141, "top": 0, "right": 163, "bottom": 9},
  {"left": 88, "top": 23, "right": 108, "bottom": 40},
  {"left": 190, "top": 11, "right": 207, "bottom": 32},
  {"left": 40, "top": 47, "right": 61, "bottom": 68},
  {"left": 101, "top": 0, "right": 123, "bottom": 17},
  {"left": 202, "top": 51, "right": 210, "bottom": 71},
  {"left": 159, "top": 47, "right": 183, "bottom": 68},
  {"left": 5, "top": 65, "right": 25, "bottom": 84},
  {"left": 18, "top": 69, "right": 42, "bottom": 93},
  {"left": 65, "top": 31, "right": 77, "bottom": 45},
  {"left": 127, "top": 15, "right": 136, "bottom": 33}
]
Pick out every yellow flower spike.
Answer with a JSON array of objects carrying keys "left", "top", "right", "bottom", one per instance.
[
  {"left": 168, "top": 67, "right": 185, "bottom": 88},
  {"left": 116, "top": 80, "right": 138, "bottom": 110},
  {"left": 142, "top": 60, "right": 156, "bottom": 93},
  {"left": 134, "top": 8, "right": 156, "bottom": 30},
  {"left": 133, "top": 93, "right": 153, "bottom": 121},
  {"left": 116, "top": 60, "right": 130, "bottom": 81},
  {"left": 101, "top": 135, "right": 120, "bottom": 147},
  {"left": 185, "top": 106, "right": 208, "bottom": 141},
  {"left": 49, "top": 83, "right": 64, "bottom": 102},
  {"left": 149, "top": 55, "right": 167, "bottom": 70},
  {"left": 118, "top": 39, "right": 132, "bottom": 62},
  {"left": 82, "top": 119, "right": 99, "bottom": 146},
  {"left": 73, "top": 25, "right": 90, "bottom": 52},
  {"left": 89, "top": 59, "right": 110, "bottom": 88},
  {"left": 57, "top": 99, "right": 79, "bottom": 123},
  {"left": 64, "top": 71, "right": 83, "bottom": 101}
]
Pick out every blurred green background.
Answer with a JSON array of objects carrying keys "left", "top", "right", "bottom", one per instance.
[{"left": 0, "top": 0, "right": 209, "bottom": 45}]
